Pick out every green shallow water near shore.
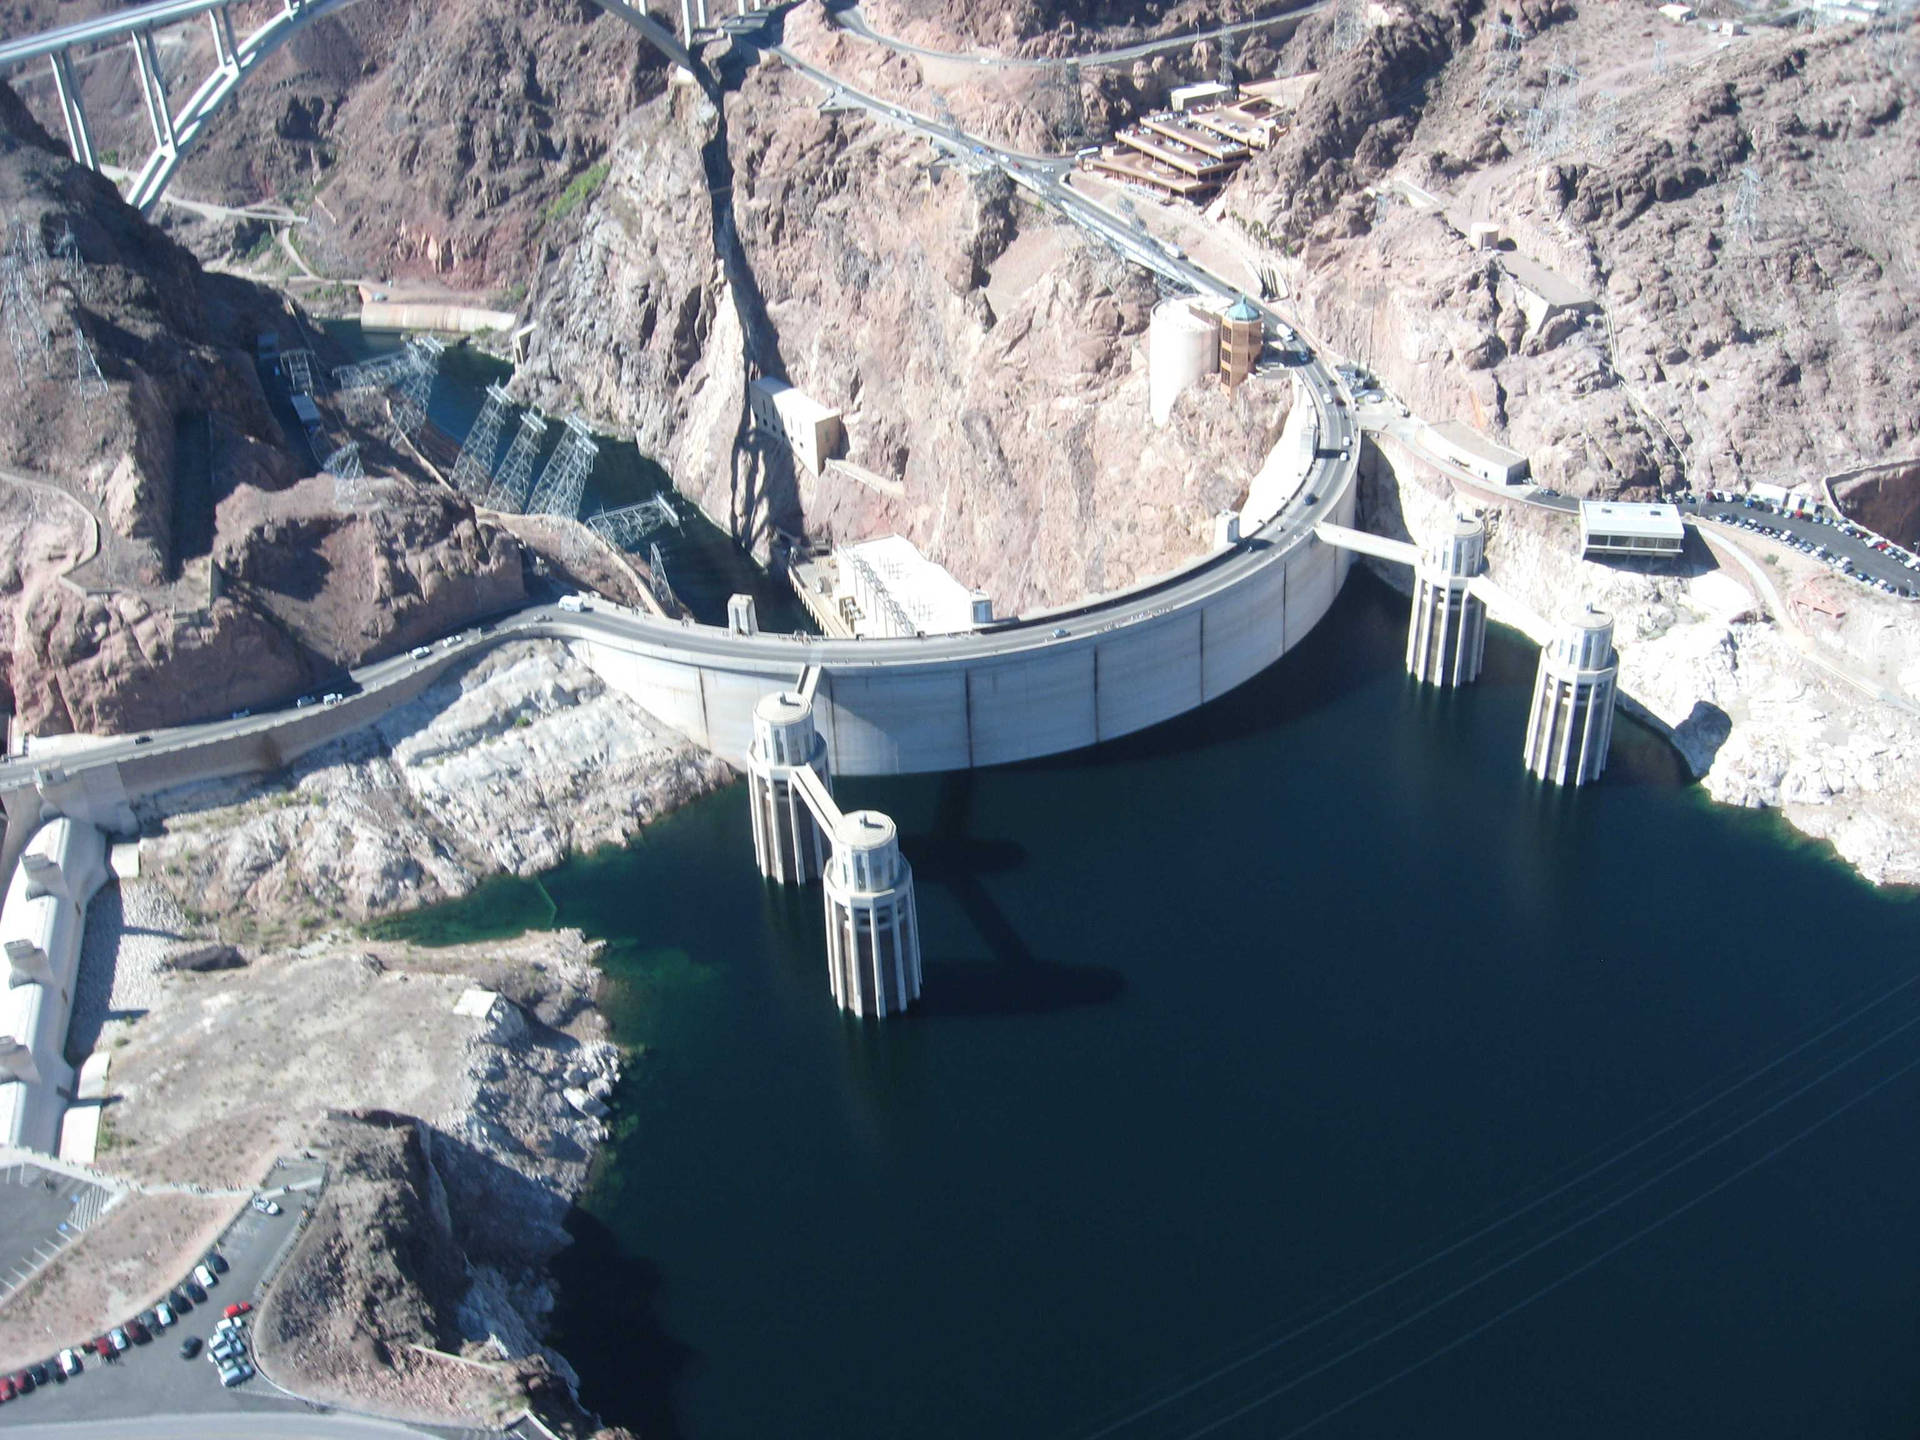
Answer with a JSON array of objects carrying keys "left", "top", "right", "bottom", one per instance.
[{"left": 382, "top": 571, "right": 1920, "bottom": 1440}]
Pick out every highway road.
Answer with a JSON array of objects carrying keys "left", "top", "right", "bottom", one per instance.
[
  {"left": 825, "top": 1, "right": 1330, "bottom": 71},
  {"left": 0, "top": 1414, "right": 457, "bottom": 1439}
]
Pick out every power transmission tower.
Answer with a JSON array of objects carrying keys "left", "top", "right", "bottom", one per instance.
[
  {"left": 324, "top": 440, "right": 364, "bottom": 479},
  {"left": 7, "top": 219, "right": 49, "bottom": 291},
  {"left": 52, "top": 223, "right": 91, "bottom": 300},
  {"left": 326, "top": 441, "right": 369, "bottom": 509},
  {"left": 281, "top": 349, "right": 316, "bottom": 395},
  {"left": 72, "top": 318, "right": 106, "bottom": 397},
  {"left": 485, "top": 410, "right": 548, "bottom": 513},
  {"left": 392, "top": 334, "right": 443, "bottom": 437},
  {"left": 1329, "top": 0, "right": 1365, "bottom": 54},
  {"left": 1, "top": 253, "right": 49, "bottom": 386},
  {"left": 451, "top": 383, "right": 513, "bottom": 498},
  {"left": 587, "top": 495, "right": 681, "bottom": 548},
  {"left": 1728, "top": 165, "right": 1763, "bottom": 248},
  {"left": 333, "top": 350, "right": 416, "bottom": 391},
  {"left": 526, "top": 414, "right": 599, "bottom": 519},
  {"left": 647, "top": 541, "right": 680, "bottom": 614}
]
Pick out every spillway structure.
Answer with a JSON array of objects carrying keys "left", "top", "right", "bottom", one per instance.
[
  {"left": 1523, "top": 608, "right": 1619, "bottom": 786},
  {"left": 743, "top": 677, "right": 923, "bottom": 1017},
  {"left": 1405, "top": 514, "right": 1488, "bottom": 687}
]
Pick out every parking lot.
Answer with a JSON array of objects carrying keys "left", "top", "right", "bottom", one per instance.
[
  {"left": 1682, "top": 494, "right": 1920, "bottom": 597},
  {"left": 0, "top": 1158, "right": 325, "bottom": 1427},
  {"left": 0, "top": 1163, "right": 115, "bottom": 1307}
]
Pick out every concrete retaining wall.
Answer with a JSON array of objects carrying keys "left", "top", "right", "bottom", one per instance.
[{"left": 1, "top": 817, "right": 107, "bottom": 1153}]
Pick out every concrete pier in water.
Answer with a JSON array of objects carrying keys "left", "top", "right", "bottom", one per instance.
[
  {"left": 1524, "top": 610, "right": 1619, "bottom": 786},
  {"left": 743, "top": 684, "right": 922, "bottom": 1017},
  {"left": 1405, "top": 515, "right": 1488, "bottom": 687},
  {"left": 823, "top": 811, "right": 922, "bottom": 1020}
]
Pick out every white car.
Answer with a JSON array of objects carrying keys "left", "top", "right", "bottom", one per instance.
[
  {"left": 251, "top": 1196, "right": 282, "bottom": 1216},
  {"left": 409, "top": 645, "right": 432, "bottom": 660},
  {"left": 194, "top": 1263, "right": 218, "bottom": 1289},
  {"left": 155, "top": 1301, "right": 175, "bottom": 1327}
]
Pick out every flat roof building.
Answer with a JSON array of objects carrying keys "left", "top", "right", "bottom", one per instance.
[
  {"left": 836, "top": 535, "right": 992, "bottom": 638},
  {"left": 749, "top": 376, "right": 842, "bottom": 476},
  {"left": 1580, "top": 501, "right": 1686, "bottom": 558},
  {"left": 1426, "top": 420, "right": 1530, "bottom": 487}
]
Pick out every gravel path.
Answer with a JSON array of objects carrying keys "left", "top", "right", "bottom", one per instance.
[{"left": 68, "top": 880, "right": 188, "bottom": 1064}]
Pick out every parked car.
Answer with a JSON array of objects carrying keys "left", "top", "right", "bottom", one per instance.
[
  {"left": 155, "top": 1301, "right": 175, "bottom": 1327},
  {"left": 126, "top": 1319, "right": 150, "bottom": 1344},
  {"left": 108, "top": 1328, "right": 129, "bottom": 1354},
  {"left": 13, "top": 1369, "right": 33, "bottom": 1394},
  {"left": 205, "top": 1251, "right": 229, "bottom": 1275},
  {"left": 222, "top": 1302, "right": 253, "bottom": 1319},
  {"left": 409, "top": 645, "right": 433, "bottom": 659},
  {"left": 250, "top": 1196, "right": 282, "bottom": 1216},
  {"left": 185, "top": 1280, "right": 207, "bottom": 1304},
  {"left": 180, "top": 1336, "right": 202, "bottom": 1360},
  {"left": 320, "top": 691, "right": 345, "bottom": 706},
  {"left": 193, "top": 1264, "right": 217, "bottom": 1290},
  {"left": 1, "top": 1376, "right": 16, "bottom": 1401},
  {"left": 172, "top": 1285, "right": 196, "bottom": 1312},
  {"left": 27, "top": 1363, "right": 49, "bottom": 1388},
  {"left": 56, "top": 1349, "right": 82, "bottom": 1379}
]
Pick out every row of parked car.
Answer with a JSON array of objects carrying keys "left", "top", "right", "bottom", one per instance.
[
  {"left": 1704, "top": 495, "right": 1920, "bottom": 599},
  {"left": 0, "top": 1249, "right": 238, "bottom": 1406}
]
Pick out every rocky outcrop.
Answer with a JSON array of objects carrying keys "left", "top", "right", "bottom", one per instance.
[
  {"left": 136, "top": 640, "right": 729, "bottom": 940},
  {"left": 1227, "top": 5, "right": 1918, "bottom": 502}
]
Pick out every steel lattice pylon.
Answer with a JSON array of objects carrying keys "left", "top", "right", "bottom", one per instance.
[
  {"left": 587, "top": 495, "right": 681, "bottom": 548},
  {"left": 333, "top": 350, "right": 416, "bottom": 392},
  {"left": 52, "top": 223, "right": 90, "bottom": 300},
  {"left": 647, "top": 541, "right": 679, "bottom": 614},
  {"left": 1, "top": 253, "right": 49, "bottom": 386},
  {"left": 525, "top": 414, "right": 599, "bottom": 519},
  {"left": 485, "top": 410, "right": 548, "bottom": 513},
  {"left": 72, "top": 318, "right": 106, "bottom": 397},
  {"left": 392, "top": 334, "right": 444, "bottom": 437},
  {"left": 281, "top": 349, "right": 316, "bottom": 395},
  {"left": 452, "top": 383, "right": 514, "bottom": 499}
]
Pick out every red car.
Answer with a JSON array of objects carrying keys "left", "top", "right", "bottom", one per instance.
[
  {"left": 0, "top": 1376, "right": 15, "bottom": 1401},
  {"left": 222, "top": 1301, "right": 252, "bottom": 1319},
  {"left": 92, "top": 1337, "right": 113, "bottom": 1359}
]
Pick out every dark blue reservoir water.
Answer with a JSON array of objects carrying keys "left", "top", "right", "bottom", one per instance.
[{"left": 379, "top": 562, "right": 1920, "bottom": 1440}]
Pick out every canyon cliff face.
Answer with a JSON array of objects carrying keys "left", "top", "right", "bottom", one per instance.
[
  {"left": 0, "top": 87, "right": 527, "bottom": 735},
  {"left": 1224, "top": 0, "right": 1919, "bottom": 501},
  {"left": 518, "top": 59, "right": 1286, "bottom": 612}
]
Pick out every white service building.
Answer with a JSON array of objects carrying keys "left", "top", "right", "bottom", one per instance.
[
  {"left": 1425, "top": 419, "right": 1530, "bottom": 487},
  {"left": 749, "top": 376, "right": 843, "bottom": 475},
  {"left": 1580, "top": 501, "right": 1686, "bottom": 558},
  {"left": 837, "top": 534, "right": 992, "bottom": 638}
]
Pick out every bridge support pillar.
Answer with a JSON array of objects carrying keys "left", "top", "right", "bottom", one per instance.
[
  {"left": 1406, "top": 514, "right": 1487, "bottom": 687},
  {"left": 746, "top": 691, "right": 830, "bottom": 885},
  {"left": 132, "top": 29, "right": 177, "bottom": 156},
  {"left": 48, "top": 50, "right": 96, "bottom": 171},
  {"left": 1523, "top": 609, "right": 1618, "bottom": 786},
  {"left": 823, "top": 811, "right": 922, "bottom": 1020}
]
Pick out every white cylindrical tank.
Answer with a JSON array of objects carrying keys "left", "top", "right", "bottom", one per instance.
[{"left": 1149, "top": 300, "right": 1220, "bottom": 428}]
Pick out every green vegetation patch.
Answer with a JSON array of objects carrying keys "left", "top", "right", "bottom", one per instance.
[{"left": 547, "top": 162, "right": 612, "bottom": 224}]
